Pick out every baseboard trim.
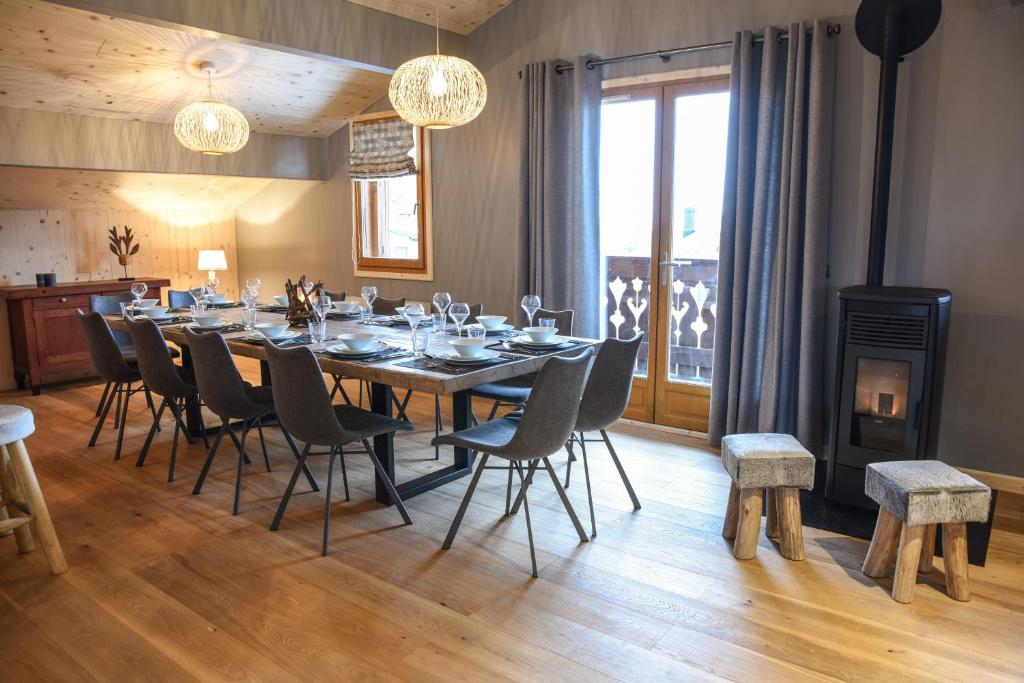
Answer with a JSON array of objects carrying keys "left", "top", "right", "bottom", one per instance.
[
  {"left": 617, "top": 418, "right": 709, "bottom": 440},
  {"left": 959, "top": 468, "right": 1024, "bottom": 495}
]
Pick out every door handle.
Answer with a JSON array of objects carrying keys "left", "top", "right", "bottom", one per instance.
[{"left": 659, "top": 251, "right": 672, "bottom": 286}]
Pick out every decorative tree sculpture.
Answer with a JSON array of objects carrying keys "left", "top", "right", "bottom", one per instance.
[
  {"left": 284, "top": 275, "right": 324, "bottom": 325},
  {"left": 108, "top": 225, "right": 139, "bottom": 280}
]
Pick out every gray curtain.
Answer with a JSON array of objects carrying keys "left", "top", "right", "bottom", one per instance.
[
  {"left": 709, "top": 20, "right": 837, "bottom": 453},
  {"left": 517, "top": 56, "right": 601, "bottom": 338}
]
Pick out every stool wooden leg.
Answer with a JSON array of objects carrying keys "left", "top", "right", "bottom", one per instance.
[
  {"left": 722, "top": 483, "right": 740, "bottom": 540},
  {"left": 919, "top": 524, "right": 937, "bottom": 573},
  {"left": 863, "top": 506, "right": 902, "bottom": 578},
  {"left": 733, "top": 488, "right": 763, "bottom": 560},
  {"left": 892, "top": 523, "right": 925, "bottom": 603},
  {"left": 942, "top": 523, "right": 970, "bottom": 601},
  {"left": 6, "top": 440, "right": 67, "bottom": 575},
  {"left": 777, "top": 488, "right": 804, "bottom": 561},
  {"left": 765, "top": 488, "right": 780, "bottom": 540},
  {"left": 1, "top": 444, "right": 34, "bottom": 553}
]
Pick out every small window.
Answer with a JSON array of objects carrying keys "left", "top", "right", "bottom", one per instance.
[{"left": 350, "top": 111, "right": 433, "bottom": 280}]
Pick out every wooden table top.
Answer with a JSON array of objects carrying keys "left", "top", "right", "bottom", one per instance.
[{"left": 109, "top": 308, "right": 597, "bottom": 395}]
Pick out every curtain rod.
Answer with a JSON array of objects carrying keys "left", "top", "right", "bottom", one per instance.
[{"left": 516, "top": 23, "right": 841, "bottom": 78}]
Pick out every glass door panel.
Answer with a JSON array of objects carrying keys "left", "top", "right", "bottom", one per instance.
[{"left": 851, "top": 357, "right": 911, "bottom": 452}]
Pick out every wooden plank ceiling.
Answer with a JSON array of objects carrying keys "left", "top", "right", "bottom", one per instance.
[
  {"left": 349, "top": 0, "right": 513, "bottom": 35},
  {"left": 0, "top": 0, "right": 393, "bottom": 136},
  {"left": 0, "top": 166, "right": 273, "bottom": 214}
]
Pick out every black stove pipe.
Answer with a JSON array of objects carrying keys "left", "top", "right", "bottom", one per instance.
[{"left": 865, "top": 3, "right": 903, "bottom": 287}]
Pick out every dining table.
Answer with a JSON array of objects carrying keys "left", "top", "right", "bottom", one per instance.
[{"left": 107, "top": 306, "right": 597, "bottom": 506}]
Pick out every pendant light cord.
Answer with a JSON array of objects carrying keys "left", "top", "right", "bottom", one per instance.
[{"left": 435, "top": 3, "right": 440, "bottom": 54}]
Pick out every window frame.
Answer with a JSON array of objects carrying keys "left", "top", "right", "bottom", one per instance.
[{"left": 350, "top": 110, "right": 434, "bottom": 281}]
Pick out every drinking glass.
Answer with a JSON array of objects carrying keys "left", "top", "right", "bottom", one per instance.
[
  {"left": 538, "top": 318, "right": 556, "bottom": 329},
  {"left": 189, "top": 286, "right": 207, "bottom": 306},
  {"left": 412, "top": 329, "right": 430, "bottom": 356},
  {"left": 359, "top": 303, "right": 372, "bottom": 322},
  {"left": 190, "top": 302, "right": 207, "bottom": 319},
  {"left": 360, "top": 286, "right": 378, "bottom": 312},
  {"left": 521, "top": 294, "right": 541, "bottom": 327},
  {"left": 241, "top": 307, "right": 257, "bottom": 331},
  {"left": 309, "top": 320, "right": 327, "bottom": 344},
  {"left": 244, "top": 277, "right": 262, "bottom": 296},
  {"left": 431, "top": 313, "right": 445, "bottom": 334},
  {"left": 119, "top": 301, "right": 132, "bottom": 320},
  {"left": 449, "top": 302, "right": 470, "bottom": 337},
  {"left": 130, "top": 281, "right": 148, "bottom": 304},
  {"left": 466, "top": 324, "right": 486, "bottom": 339},
  {"left": 403, "top": 302, "right": 425, "bottom": 348},
  {"left": 241, "top": 290, "right": 258, "bottom": 310},
  {"left": 432, "top": 291, "right": 452, "bottom": 318}
]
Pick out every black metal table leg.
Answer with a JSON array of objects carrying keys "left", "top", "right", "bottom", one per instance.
[
  {"left": 371, "top": 382, "right": 396, "bottom": 505},
  {"left": 179, "top": 345, "right": 204, "bottom": 438}
]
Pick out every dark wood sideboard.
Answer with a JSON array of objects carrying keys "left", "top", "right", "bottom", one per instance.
[{"left": 0, "top": 278, "right": 170, "bottom": 394}]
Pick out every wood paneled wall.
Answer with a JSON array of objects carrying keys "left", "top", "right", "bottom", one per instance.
[{"left": 0, "top": 207, "right": 239, "bottom": 389}]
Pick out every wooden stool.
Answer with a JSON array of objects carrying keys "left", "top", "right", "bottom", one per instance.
[
  {"left": 720, "top": 433, "right": 815, "bottom": 561},
  {"left": 862, "top": 461, "right": 989, "bottom": 603},
  {"left": 0, "top": 405, "right": 67, "bottom": 575}
]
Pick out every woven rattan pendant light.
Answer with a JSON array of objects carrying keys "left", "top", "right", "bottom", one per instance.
[
  {"left": 388, "top": 8, "right": 486, "bottom": 129},
  {"left": 174, "top": 62, "right": 250, "bottom": 155}
]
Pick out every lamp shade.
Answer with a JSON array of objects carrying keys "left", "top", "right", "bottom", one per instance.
[
  {"left": 173, "top": 100, "right": 250, "bottom": 155},
  {"left": 388, "top": 54, "right": 487, "bottom": 129},
  {"left": 197, "top": 249, "right": 228, "bottom": 271}
]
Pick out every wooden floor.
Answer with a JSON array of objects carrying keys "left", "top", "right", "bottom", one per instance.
[{"left": 2, "top": 360, "right": 1023, "bottom": 682}]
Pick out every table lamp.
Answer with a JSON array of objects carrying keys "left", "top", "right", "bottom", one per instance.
[{"left": 197, "top": 249, "right": 228, "bottom": 291}]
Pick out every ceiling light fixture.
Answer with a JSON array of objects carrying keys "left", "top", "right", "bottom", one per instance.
[
  {"left": 388, "top": 7, "right": 487, "bottom": 129},
  {"left": 174, "top": 62, "right": 250, "bottom": 155}
]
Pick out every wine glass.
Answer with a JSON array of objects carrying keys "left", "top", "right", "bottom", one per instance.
[
  {"left": 404, "top": 302, "right": 425, "bottom": 346},
  {"left": 244, "top": 277, "right": 262, "bottom": 296},
  {"left": 521, "top": 294, "right": 541, "bottom": 327},
  {"left": 361, "top": 286, "right": 378, "bottom": 313},
  {"left": 130, "top": 281, "right": 148, "bottom": 305},
  {"left": 189, "top": 286, "right": 207, "bottom": 307},
  {"left": 313, "top": 295, "right": 333, "bottom": 321},
  {"left": 432, "top": 291, "right": 452, "bottom": 316},
  {"left": 449, "top": 302, "right": 470, "bottom": 337}
]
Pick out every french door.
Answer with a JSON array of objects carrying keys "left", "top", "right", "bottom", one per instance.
[{"left": 598, "top": 75, "right": 730, "bottom": 431}]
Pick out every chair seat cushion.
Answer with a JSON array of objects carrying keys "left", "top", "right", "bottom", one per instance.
[
  {"left": 333, "top": 405, "right": 412, "bottom": 440},
  {"left": 470, "top": 374, "right": 535, "bottom": 404},
  {"left": 0, "top": 405, "right": 34, "bottom": 443},
  {"left": 720, "top": 433, "right": 815, "bottom": 490},
  {"left": 432, "top": 417, "right": 520, "bottom": 455},
  {"left": 865, "top": 460, "right": 991, "bottom": 526},
  {"left": 244, "top": 384, "right": 275, "bottom": 408}
]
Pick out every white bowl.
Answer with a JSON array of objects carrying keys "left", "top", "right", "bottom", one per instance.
[
  {"left": 394, "top": 306, "right": 406, "bottom": 315},
  {"left": 333, "top": 301, "right": 359, "bottom": 314},
  {"left": 336, "top": 332, "right": 377, "bottom": 352},
  {"left": 272, "top": 295, "right": 289, "bottom": 306},
  {"left": 141, "top": 306, "right": 169, "bottom": 319},
  {"left": 522, "top": 326, "right": 558, "bottom": 342},
  {"left": 135, "top": 298, "right": 160, "bottom": 309},
  {"left": 256, "top": 322, "right": 290, "bottom": 339},
  {"left": 447, "top": 337, "right": 489, "bottom": 358},
  {"left": 209, "top": 293, "right": 228, "bottom": 303},
  {"left": 192, "top": 314, "right": 222, "bottom": 327},
  {"left": 475, "top": 315, "right": 508, "bottom": 330}
]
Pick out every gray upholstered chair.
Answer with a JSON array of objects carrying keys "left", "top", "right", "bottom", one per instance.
[
  {"left": 77, "top": 311, "right": 157, "bottom": 462},
  {"left": 126, "top": 318, "right": 209, "bottom": 482},
  {"left": 471, "top": 307, "right": 576, "bottom": 421},
  {"left": 324, "top": 289, "right": 346, "bottom": 302},
  {"left": 511, "top": 334, "right": 644, "bottom": 537},
  {"left": 263, "top": 340, "right": 413, "bottom": 555},
  {"left": 184, "top": 328, "right": 318, "bottom": 515},
  {"left": 371, "top": 296, "right": 406, "bottom": 315},
  {"left": 167, "top": 289, "right": 196, "bottom": 308},
  {"left": 432, "top": 349, "right": 594, "bottom": 577}
]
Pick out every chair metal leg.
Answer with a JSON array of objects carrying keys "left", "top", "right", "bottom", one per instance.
[
  {"left": 600, "top": 429, "right": 641, "bottom": 510},
  {"left": 509, "top": 459, "right": 539, "bottom": 515},
  {"left": 95, "top": 381, "right": 111, "bottom": 417},
  {"left": 280, "top": 428, "right": 319, "bottom": 492},
  {"left": 256, "top": 419, "right": 271, "bottom": 472},
  {"left": 225, "top": 427, "right": 251, "bottom": 465},
  {"left": 443, "top": 453, "right": 489, "bottom": 549},
  {"left": 330, "top": 374, "right": 353, "bottom": 404},
  {"left": 361, "top": 439, "right": 412, "bottom": 525},
  {"left": 136, "top": 398, "right": 168, "bottom": 467},
  {"left": 516, "top": 461, "right": 539, "bottom": 578},
  {"left": 339, "top": 447, "right": 350, "bottom": 501},
  {"left": 322, "top": 447, "right": 337, "bottom": 555},
  {"left": 542, "top": 456, "right": 589, "bottom": 543},
  {"left": 195, "top": 404, "right": 210, "bottom": 449},
  {"left": 171, "top": 398, "right": 196, "bottom": 446},
  {"left": 89, "top": 382, "right": 119, "bottom": 447},
  {"left": 142, "top": 385, "right": 160, "bottom": 430},
  {"left": 578, "top": 431, "right": 596, "bottom": 538},
  {"left": 504, "top": 461, "right": 514, "bottom": 516},
  {"left": 271, "top": 443, "right": 310, "bottom": 530},
  {"left": 486, "top": 400, "right": 500, "bottom": 421},
  {"left": 113, "top": 383, "right": 133, "bottom": 461},
  {"left": 113, "top": 381, "right": 123, "bottom": 430},
  {"left": 232, "top": 424, "right": 250, "bottom": 516},
  {"left": 167, "top": 399, "right": 184, "bottom": 482},
  {"left": 192, "top": 424, "right": 227, "bottom": 495},
  {"left": 564, "top": 433, "right": 575, "bottom": 488},
  {"left": 434, "top": 395, "right": 442, "bottom": 460}
]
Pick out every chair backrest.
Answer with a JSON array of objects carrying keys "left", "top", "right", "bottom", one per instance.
[
  {"left": 125, "top": 318, "right": 195, "bottom": 398},
  {"left": 90, "top": 293, "right": 133, "bottom": 347},
  {"left": 533, "top": 308, "right": 574, "bottom": 336},
  {"left": 372, "top": 296, "right": 406, "bottom": 315},
  {"left": 505, "top": 348, "right": 593, "bottom": 458},
  {"left": 183, "top": 328, "right": 263, "bottom": 420},
  {"left": 168, "top": 289, "right": 196, "bottom": 308},
  {"left": 576, "top": 334, "right": 643, "bottom": 432},
  {"left": 468, "top": 304, "right": 483, "bottom": 323},
  {"left": 324, "top": 289, "right": 346, "bottom": 302},
  {"left": 77, "top": 311, "right": 132, "bottom": 381},
  {"left": 262, "top": 342, "right": 348, "bottom": 446}
]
